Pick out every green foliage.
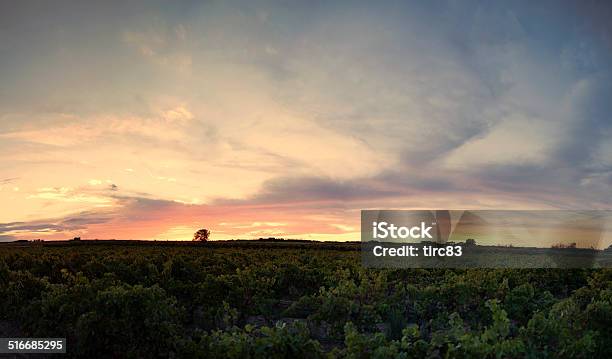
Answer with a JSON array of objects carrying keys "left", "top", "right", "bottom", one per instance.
[
  {"left": 0, "top": 244, "right": 610, "bottom": 358},
  {"left": 186, "top": 322, "right": 323, "bottom": 359}
]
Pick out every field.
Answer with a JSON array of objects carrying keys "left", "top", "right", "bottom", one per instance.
[{"left": 1, "top": 240, "right": 611, "bottom": 358}]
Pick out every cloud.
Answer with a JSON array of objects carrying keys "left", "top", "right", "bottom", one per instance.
[
  {"left": 0, "top": 178, "right": 19, "bottom": 192},
  {"left": 216, "top": 176, "right": 396, "bottom": 205},
  {"left": 27, "top": 187, "right": 112, "bottom": 205},
  {"left": 0, "top": 209, "right": 116, "bottom": 241},
  {"left": 553, "top": 74, "right": 612, "bottom": 167},
  {"left": 1, "top": 1, "right": 611, "bottom": 241},
  {"left": 122, "top": 21, "right": 193, "bottom": 72}
]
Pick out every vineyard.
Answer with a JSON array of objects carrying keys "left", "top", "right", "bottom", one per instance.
[{"left": 0, "top": 241, "right": 611, "bottom": 358}]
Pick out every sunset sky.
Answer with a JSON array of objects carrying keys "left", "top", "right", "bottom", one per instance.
[{"left": 1, "top": 1, "right": 611, "bottom": 241}]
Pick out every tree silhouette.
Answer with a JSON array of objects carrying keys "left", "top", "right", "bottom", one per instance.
[{"left": 193, "top": 229, "right": 210, "bottom": 242}]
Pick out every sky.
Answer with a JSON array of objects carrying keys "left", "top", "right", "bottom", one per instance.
[{"left": 1, "top": 0, "right": 611, "bottom": 242}]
